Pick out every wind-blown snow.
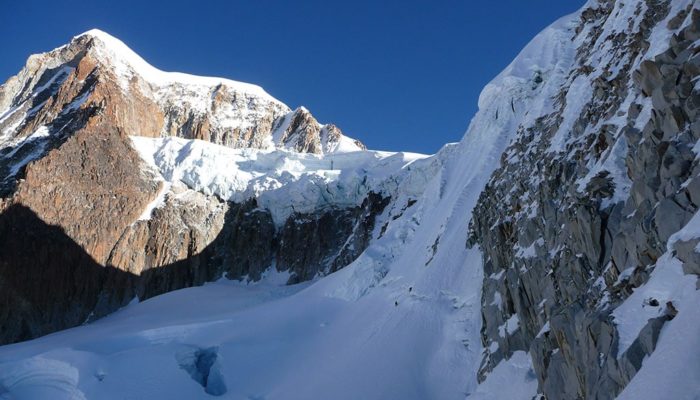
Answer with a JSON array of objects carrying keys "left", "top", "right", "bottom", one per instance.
[{"left": 76, "top": 29, "right": 280, "bottom": 104}]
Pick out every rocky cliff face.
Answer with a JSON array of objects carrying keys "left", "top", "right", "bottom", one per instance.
[
  {"left": 0, "top": 30, "right": 410, "bottom": 345},
  {"left": 468, "top": 1, "right": 700, "bottom": 398}
]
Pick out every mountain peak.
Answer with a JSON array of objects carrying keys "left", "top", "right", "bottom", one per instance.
[
  {"left": 74, "top": 28, "right": 120, "bottom": 44},
  {"left": 0, "top": 28, "right": 365, "bottom": 194},
  {"left": 70, "top": 29, "right": 280, "bottom": 104}
]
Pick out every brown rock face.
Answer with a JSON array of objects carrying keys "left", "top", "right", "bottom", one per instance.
[
  {"left": 108, "top": 188, "right": 228, "bottom": 277},
  {"left": 278, "top": 107, "right": 323, "bottom": 153},
  {"left": 278, "top": 192, "right": 390, "bottom": 283},
  {"left": 0, "top": 204, "right": 136, "bottom": 344},
  {"left": 15, "top": 123, "right": 160, "bottom": 264},
  {"left": 0, "top": 114, "right": 390, "bottom": 344},
  {"left": 273, "top": 107, "right": 367, "bottom": 153}
]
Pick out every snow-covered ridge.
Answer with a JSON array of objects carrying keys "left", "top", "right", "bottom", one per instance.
[
  {"left": 75, "top": 29, "right": 366, "bottom": 154},
  {"left": 75, "top": 29, "right": 282, "bottom": 105},
  {"left": 130, "top": 135, "right": 428, "bottom": 225},
  {"left": 1, "top": 29, "right": 364, "bottom": 162}
]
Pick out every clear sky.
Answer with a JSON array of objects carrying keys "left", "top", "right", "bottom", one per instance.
[{"left": 1, "top": 1, "right": 584, "bottom": 154}]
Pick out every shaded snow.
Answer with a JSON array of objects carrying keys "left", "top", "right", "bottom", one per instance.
[
  {"left": 0, "top": 66, "right": 74, "bottom": 144},
  {"left": 0, "top": 358, "right": 87, "bottom": 400},
  {"left": 616, "top": 288, "right": 700, "bottom": 400},
  {"left": 547, "top": 74, "right": 593, "bottom": 153},
  {"left": 466, "top": 351, "right": 538, "bottom": 400},
  {"left": 612, "top": 254, "right": 696, "bottom": 358},
  {"left": 499, "top": 314, "right": 520, "bottom": 338},
  {"left": 613, "top": 203, "right": 700, "bottom": 360}
]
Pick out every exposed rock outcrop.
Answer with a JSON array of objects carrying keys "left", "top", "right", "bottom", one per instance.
[
  {"left": 271, "top": 107, "right": 366, "bottom": 154},
  {"left": 468, "top": 2, "right": 700, "bottom": 399},
  {"left": 0, "top": 204, "right": 136, "bottom": 343}
]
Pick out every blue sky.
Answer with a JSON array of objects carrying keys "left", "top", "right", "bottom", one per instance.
[{"left": 1, "top": 1, "right": 583, "bottom": 153}]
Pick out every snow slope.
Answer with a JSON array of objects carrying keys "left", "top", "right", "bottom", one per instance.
[
  {"left": 0, "top": 126, "right": 487, "bottom": 400},
  {"left": 615, "top": 214, "right": 700, "bottom": 400}
]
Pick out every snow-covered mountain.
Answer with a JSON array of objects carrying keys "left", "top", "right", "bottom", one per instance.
[
  {"left": 0, "top": 29, "right": 364, "bottom": 193},
  {"left": 1, "top": 1, "right": 699, "bottom": 399},
  {"left": 0, "top": 28, "right": 426, "bottom": 346}
]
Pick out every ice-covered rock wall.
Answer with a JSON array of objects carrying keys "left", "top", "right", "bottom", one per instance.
[{"left": 468, "top": 1, "right": 700, "bottom": 398}]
